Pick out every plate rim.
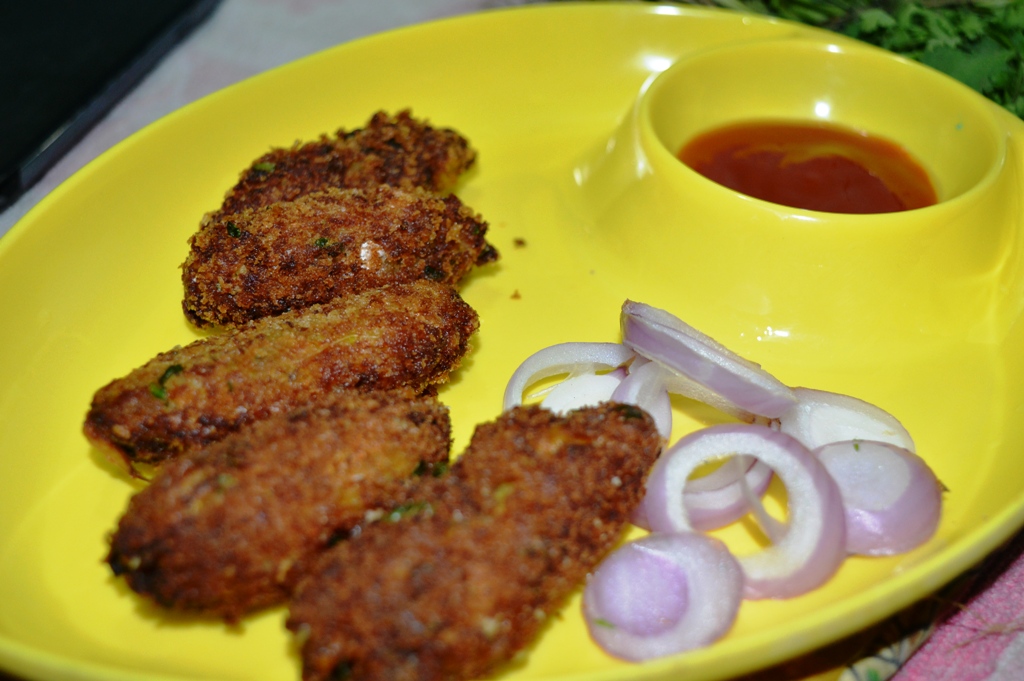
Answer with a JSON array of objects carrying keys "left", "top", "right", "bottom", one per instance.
[{"left": 2, "top": 3, "right": 1024, "bottom": 681}]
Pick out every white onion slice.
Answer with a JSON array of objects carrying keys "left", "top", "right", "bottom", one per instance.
[
  {"left": 621, "top": 301, "right": 796, "bottom": 419},
  {"left": 540, "top": 368, "right": 626, "bottom": 414},
  {"left": 643, "top": 424, "right": 847, "bottom": 599},
  {"left": 610, "top": 358, "right": 673, "bottom": 440},
  {"left": 583, "top": 532, "right": 743, "bottom": 661},
  {"left": 632, "top": 456, "right": 774, "bottom": 532},
  {"left": 779, "top": 387, "right": 915, "bottom": 453},
  {"left": 815, "top": 440, "right": 941, "bottom": 556},
  {"left": 502, "top": 342, "right": 635, "bottom": 411}
]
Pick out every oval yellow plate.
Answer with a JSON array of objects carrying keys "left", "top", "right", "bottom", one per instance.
[{"left": 2, "top": 4, "right": 1024, "bottom": 681}]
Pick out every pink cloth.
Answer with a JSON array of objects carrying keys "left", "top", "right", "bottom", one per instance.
[{"left": 894, "top": 530, "right": 1024, "bottom": 681}]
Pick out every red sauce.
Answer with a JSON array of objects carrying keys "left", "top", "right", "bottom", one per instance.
[{"left": 678, "top": 121, "right": 937, "bottom": 214}]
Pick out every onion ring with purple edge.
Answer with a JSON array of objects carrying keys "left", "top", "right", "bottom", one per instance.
[
  {"left": 815, "top": 440, "right": 941, "bottom": 556},
  {"left": 620, "top": 301, "right": 797, "bottom": 419},
  {"left": 609, "top": 358, "right": 673, "bottom": 440},
  {"left": 779, "top": 387, "right": 915, "bottom": 452},
  {"left": 502, "top": 342, "right": 635, "bottom": 411},
  {"left": 685, "top": 456, "right": 775, "bottom": 532},
  {"left": 643, "top": 424, "right": 847, "bottom": 599},
  {"left": 632, "top": 456, "right": 774, "bottom": 532},
  {"left": 659, "top": 371, "right": 758, "bottom": 422},
  {"left": 583, "top": 532, "right": 743, "bottom": 661}
]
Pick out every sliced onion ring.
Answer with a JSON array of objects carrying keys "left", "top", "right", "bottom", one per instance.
[
  {"left": 621, "top": 301, "right": 796, "bottom": 419},
  {"left": 502, "top": 342, "right": 635, "bottom": 411},
  {"left": 684, "top": 457, "right": 774, "bottom": 532},
  {"left": 659, "top": 371, "right": 759, "bottom": 423},
  {"left": 815, "top": 440, "right": 941, "bottom": 556},
  {"left": 643, "top": 424, "right": 847, "bottom": 599},
  {"left": 779, "top": 387, "right": 915, "bottom": 453},
  {"left": 632, "top": 455, "right": 774, "bottom": 532},
  {"left": 583, "top": 532, "right": 742, "bottom": 661},
  {"left": 610, "top": 359, "right": 673, "bottom": 440}
]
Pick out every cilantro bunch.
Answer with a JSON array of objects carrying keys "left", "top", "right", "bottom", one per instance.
[{"left": 646, "top": 0, "right": 1024, "bottom": 118}]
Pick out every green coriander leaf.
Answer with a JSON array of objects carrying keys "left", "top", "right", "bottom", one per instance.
[
  {"left": 612, "top": 403, "right": 646, "bottom": 420},
  {"left": 922, "top": 41, "right": 1014, "bottom": 93},
  {"left": 742, "top": 0, "right": 769, "bottom": 12},
  {"left": 921, "top": 9, "right": 961, "bottom": 51},
  {"left": 493, "top": 482, "right": 516, "bottom": 503},
  {"left": 957, "top": 13, "right": 988, "bottom": 42},
  {"left": 638, "top": 0, "right": 1023, "bottom": 119},
  {"left": 159, "top": 364, "right": 184, "bottom": 384},
  {"left": 388, "top": 501, "right": 431, "bottom": 522},
  {"left": 1010, "top": 95, "right": 1024, "bottom": 117},
  {"left": 149, "top": 364, "right": 184, "bottom": 401},
  {"left": 857, "top": 8, "right": 896, "bottom": 34},
  {"left": 216, "top": 473, "right": 237, "bottom": 490},
  {"left": 1004, "top": 3, "right": 1024, "bottom": 30}
]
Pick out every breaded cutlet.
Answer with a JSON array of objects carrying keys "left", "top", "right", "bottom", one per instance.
[
  {"left": 84, "top": 281, "right": 478, "bottom": 471},
  {"left": 287, "top": 403, "right": 662, "bottom": 681},
  {"left": 212, "top": 109, "right": 477, "bottom": 220},
  {"left": 182, "top": 185, "right": 497, "bottom": 328},
  {"left": 107, "top": 390, "right": 451, "bottom": 623}
]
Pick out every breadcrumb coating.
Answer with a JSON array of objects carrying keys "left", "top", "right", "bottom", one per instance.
[
  {"left": 212, "top": 109, "right": 477, "bottom": 219},
  {"left": 287, "top": 403, "right": 662, "bottom": 681},
  {"left": 84, "top": 281, "right": 478, "bottom": 470},
  {"left": 107, "top": 390, "right": 452, "bottom": 623},
  {"left": 182, "top": 185, "right": 497, "bottom": 328}
]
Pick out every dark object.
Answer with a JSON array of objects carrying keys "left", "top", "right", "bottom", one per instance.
[{"left": 0, "top": 0, "right": 223, "bottom": 208}]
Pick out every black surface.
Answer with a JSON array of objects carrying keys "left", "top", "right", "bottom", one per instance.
[{"left": 0, "top": 0, "right": 223, "bottom": 208}]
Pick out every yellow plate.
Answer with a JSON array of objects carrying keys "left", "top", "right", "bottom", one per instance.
[{"left": 2, "top": 4, "right": 1024, "bottom": 681}]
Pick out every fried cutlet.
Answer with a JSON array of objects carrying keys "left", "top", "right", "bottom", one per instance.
[
  {"left": 286, "top": 403, "right": 662, "bottom": 681},
  {"left": 182, "top": 185, "right": 498, "bottom": 328},
  {"left": 213, "top": 109, "right": 477, "bottom": 219},
  {"left": 107, "top": 390, "right": 451, "bottom": 623},
  {"left": 84, "top": 281, "right": 478, "bottom": 471}
]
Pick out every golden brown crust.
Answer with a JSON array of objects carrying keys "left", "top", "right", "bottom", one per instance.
[
  {"left": 84, "top": 281, "right": 478, "bottom": 467},
  {"left": 107, "top": 390, "right": 452, "bottom": 622},
  {"left": 213, "top": 109, "right": 477, "bottom": 219},
  {"left": 182, "top": 185, "right": 497, "bottom": 328},
  {"left": 287, "top": 403, "right": 662, "bottom": 681}
]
